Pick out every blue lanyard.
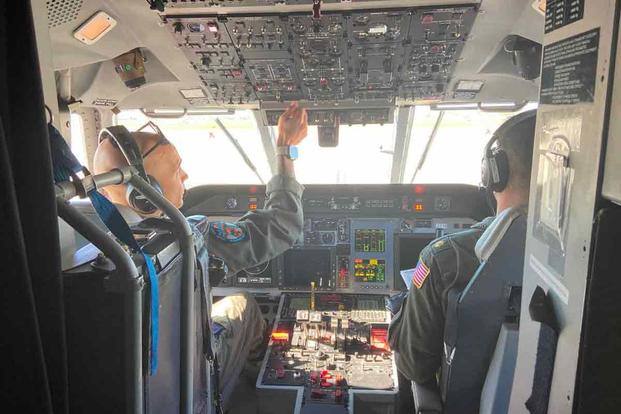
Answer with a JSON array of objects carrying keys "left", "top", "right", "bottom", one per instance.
[{"left": 49, "top": 124, "right": 159, "bottom": 375}]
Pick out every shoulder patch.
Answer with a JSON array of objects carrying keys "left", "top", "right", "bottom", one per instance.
[
  {"left": 430, "top": 237, "right": 452, "bottom": 254},
  {"left": 209, "top": 222, "right": 247, "bottom": 243},
  {"left": 433, "top": 239, "right": 446, "bottom": 249},
  {"left": 412, "top": 257, "right": 431, "bottom": 289}
]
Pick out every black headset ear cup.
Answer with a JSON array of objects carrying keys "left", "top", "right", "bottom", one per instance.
[
  {"left": 481, "top": 154, "right": 491, "bottom": 189},
  {"left": 489, "top": 147, "right": 509, "bottom": 192},
  {"left": 126, "top": 175, "right": 162, "bottom": 215},
  {"left": 481, "top": 143, "right": 510, "bottom": 192}
]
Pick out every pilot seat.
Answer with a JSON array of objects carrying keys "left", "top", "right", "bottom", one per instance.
[{"left": 412, "top": 207, "right": 527, "bottom": 414}]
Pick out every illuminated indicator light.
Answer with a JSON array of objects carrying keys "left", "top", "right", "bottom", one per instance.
[
  {"left": 207, "top": 21, "right": 219, "bottom": 33},
  {"left": 371, "top": 327, "right": 390, "bottom": 351},
  {"left": 248, "top": 203, "right": 258, "bottom": 210},
  {"left": 370, "top": 259, "right": 378, "bottom": 265},
  {"left": 249, "top": 185, "right": 258, "bottom": 194},
  {"left": 414, "top": 185, "right": 426, "bottom": 194},
  {"left": 414, "top": 203, "right": 425, "bottom": 212},
  {"left": 421, "top": 14, "right": 434, "bottom": 24},
  {"left": 271, "top": 331, "right": 289, "bottom": 342}
]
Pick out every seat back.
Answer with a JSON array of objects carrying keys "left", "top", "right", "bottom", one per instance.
[
  {"left": 70, "top": 198, "right": 143, "bottom": 228},
  {"left": 479, "top": 322, "right": 519, "bottom": 414},
  {"left": 59, "top": 199, "right": 146, "bottom": 271},
  {"left": 440, "top": 207, "right": 526, "bottom": 414},
  {"left": 61, "top": 212, "right": 211, "bottom": 413}
]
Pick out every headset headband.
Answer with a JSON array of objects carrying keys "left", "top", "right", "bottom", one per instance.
[
  {"left": 98, "top": 125, "right": 149, "bottom": 180},
  {"left": 488, "top": 109, "right": 538, "bottom": 148}
]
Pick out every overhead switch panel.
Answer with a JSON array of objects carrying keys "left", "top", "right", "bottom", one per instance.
[{"left": 166, "top": 6, "right": 477, "bottom": 107}]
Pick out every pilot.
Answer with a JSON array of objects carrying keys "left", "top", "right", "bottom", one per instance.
[
  {"left": 388, "top": 110, "right": 536, "bottom": 387},
  {"left": 93, "top": 102, "right": 308, "bottom": 408}
]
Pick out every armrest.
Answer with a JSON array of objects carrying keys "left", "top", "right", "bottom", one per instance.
[{"left": 412, "top": 381, "right": 443, "bottom": 414}]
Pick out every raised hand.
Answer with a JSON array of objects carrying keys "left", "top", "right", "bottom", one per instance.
[{"left": 277, "top": 102, "right": 308, "bottom": 146}]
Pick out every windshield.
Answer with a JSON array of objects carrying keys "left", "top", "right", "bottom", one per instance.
[
  {"left": 115, "top": 110, "right": 272, "bottom": 188},
  {"left": 115, "top": 104, "right": 536, "bottom": 188}
]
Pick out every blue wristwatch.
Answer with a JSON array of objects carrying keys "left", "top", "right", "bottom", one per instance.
[{"left": 277, "top": 145, "right": 299, "bottom": 161}]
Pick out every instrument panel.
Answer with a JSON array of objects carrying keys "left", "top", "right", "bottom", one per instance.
[
  {"left": 165, "top": 5, "right": 477, "bottom": 109},
  {"left": 183, "top": 184, "right": 488, "bottom": 294}
]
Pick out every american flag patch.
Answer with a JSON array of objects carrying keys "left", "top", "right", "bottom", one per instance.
[{"left": 412, "top": 258, "right": 431, "bottom": 289}]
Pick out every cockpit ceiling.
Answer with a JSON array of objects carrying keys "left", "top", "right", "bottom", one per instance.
[{"left": 47, "top": 0, "right": 543, "bottom": 111}]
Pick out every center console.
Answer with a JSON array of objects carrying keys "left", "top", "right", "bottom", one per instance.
[{"left": 257, "top": 292, "right": 395, "bottom": 414}]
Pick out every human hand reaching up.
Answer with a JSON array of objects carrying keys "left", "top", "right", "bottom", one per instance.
[{"left": 277, "top": 102, "right": 308, "bottom": 146}]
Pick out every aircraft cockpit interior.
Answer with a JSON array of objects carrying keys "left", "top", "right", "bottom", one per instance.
[{"left": 7, "top": 0, "right": 621, "bottom": 413}]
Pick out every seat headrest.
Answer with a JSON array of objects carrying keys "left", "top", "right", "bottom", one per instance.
[
  {"left": 59, "top": 200, "right": 144, "bottom": 271},
  {"left": 475, "top": 207, "right": 526, "bottom": 261},
  {"left": 70, "top": 198, "right": 143, "bottom": 227}
]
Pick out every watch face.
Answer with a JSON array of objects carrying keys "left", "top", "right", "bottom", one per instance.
[{"left": 289, "top": 146, "right": 299, "bottom": 160}]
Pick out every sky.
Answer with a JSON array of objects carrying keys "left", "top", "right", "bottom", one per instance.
[{"left": 70, "top": 105, "right": 535, "bottom": 188}]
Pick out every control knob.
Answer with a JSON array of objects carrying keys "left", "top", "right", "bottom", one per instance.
[
  {"left": 321, "top": 232, "right": 335, "bottom": 245},
  {"left": 225, "top": 197, "right": 238, "bottom": 209}
]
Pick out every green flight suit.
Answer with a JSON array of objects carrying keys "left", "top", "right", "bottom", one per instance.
[
  {"left": 388, "top": 217, "right": 493, "bottom": 384},
  {"left": 203, "top": 174, "right": 304, "bottom": 408}
]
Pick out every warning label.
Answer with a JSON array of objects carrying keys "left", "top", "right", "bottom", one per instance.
[
  {"left": 92, "top": 98, "right": 118, "bottom": 107},
  {"left": 540, "top": 28, "right": 599, "bottom": 105}
]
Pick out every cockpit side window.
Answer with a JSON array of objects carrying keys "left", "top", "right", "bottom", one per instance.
[{"left": 70, "top": 112, "right": 88, "bottom": 167}]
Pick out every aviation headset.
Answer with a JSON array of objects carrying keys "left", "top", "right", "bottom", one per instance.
[
  {"left": 98, "top": 123, "right": 169, "bottom": 215},
  {"left": 481, "top": 109, "right": 537, "bottom": 193}
]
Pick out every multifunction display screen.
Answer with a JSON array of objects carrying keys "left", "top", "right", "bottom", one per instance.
[
  {"left": 283, "top": 249, "right": 332, "bottom": 288},
  {"left": 353, "top": 258, "right": 386, "bottom": 283},
  {"left": 354, "top": 229, "right": 386, "bottom": 252}
]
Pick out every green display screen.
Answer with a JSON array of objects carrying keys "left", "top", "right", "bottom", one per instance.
[{"left": 354, "top": 229, "right": 386, "bottom": 252}]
